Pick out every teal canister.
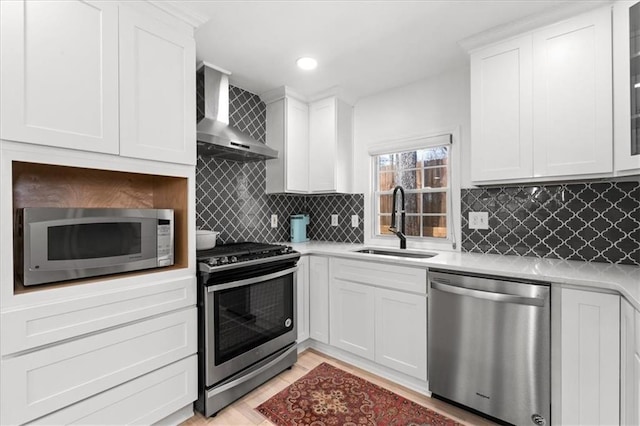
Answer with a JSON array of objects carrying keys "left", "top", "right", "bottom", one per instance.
[{"left": 290, "top": 214, "right": 310, "bottom": 243}]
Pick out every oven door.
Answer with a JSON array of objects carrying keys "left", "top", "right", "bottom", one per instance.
[{"left": 203, "top": 264, "right": 297, "bottom": 387}]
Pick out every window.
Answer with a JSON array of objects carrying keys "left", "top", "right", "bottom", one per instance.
[{"left": 373, "top": 145, "right": 450, "bottom": 239}]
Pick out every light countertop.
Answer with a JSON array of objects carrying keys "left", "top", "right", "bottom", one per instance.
[{"left": 287, "top": 241, "right": 640, "bottom": 311}]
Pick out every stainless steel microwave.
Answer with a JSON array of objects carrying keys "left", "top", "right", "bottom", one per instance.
[{"left": 17, "top": 208, "right": 174, "bottom": 286}]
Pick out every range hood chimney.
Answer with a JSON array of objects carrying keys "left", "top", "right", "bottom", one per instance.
[{"left": 196, "top": 62, "right": 278, "bottom": 162}]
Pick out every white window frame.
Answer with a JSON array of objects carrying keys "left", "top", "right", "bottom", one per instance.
[{"left": 365, "top": 129, "right": 461, "bottom": 252}]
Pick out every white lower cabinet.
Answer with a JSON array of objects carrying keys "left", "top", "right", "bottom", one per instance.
[
  {"left": 621, "top": 298, "right": 639, "bottom": 426},
  {"left": 27, "top": 355, "right": 197, "bottom": 425},
  {"left": 1, "top": 275, "right": 196, "bottom": 356},
  {"left": 309, "top": 256, "right": 330, "bottom": 344},
  {"left": 560, "top": 288, "right": 620, "bottom": 426},
  {"left": 296, "top": 256, "right": 310, "bottom": 343},
  {"left": 330, "top": 279, "right": 376, "bottom": 360},
  {"left": 329, "top": 258, "right": 427, "bottom": 380},
  {"left": 635, "top": 309, "right": 640, "bottom": 426},
  {"left": 374, "top": 287, "right": 427, "bottom": 381},
  {"left": 0, "top": 307, "right": 197, "bottom": 425}
]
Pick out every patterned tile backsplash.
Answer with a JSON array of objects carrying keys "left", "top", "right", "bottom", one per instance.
[
  {"left": 196, "top": 84, "right": 364, "bottom": 244},
  {"left": 461, "top": 181, "right": 640, "bottom": 265},
  {"left": 196, "top": 157, "right": 364, "bottom": 243}
]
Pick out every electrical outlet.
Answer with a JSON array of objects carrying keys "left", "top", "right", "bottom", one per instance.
[
  {"left": 331, "top": 214, "right": 339, "bottom": 226},
  {"left": 468, "top": 212, "right": 489, "bottom": 230},
  {"left": 351, "top": 215, "right": 359, "bottom": 227},
  {"left": 270, "top": 214, "right": 278, "bottom": 228}
]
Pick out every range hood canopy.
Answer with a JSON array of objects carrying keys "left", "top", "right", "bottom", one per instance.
[{"left": 196, "top": 62, "right": 278, "bottom": 162}]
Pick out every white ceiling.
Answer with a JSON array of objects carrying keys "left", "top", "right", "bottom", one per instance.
[{"left": 186, "top": 1, "right": 595, "bottom": 102}]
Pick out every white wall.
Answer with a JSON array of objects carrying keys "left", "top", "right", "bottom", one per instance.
[{"left": 353, "top": 65, "right": 471, "bottom": 250}]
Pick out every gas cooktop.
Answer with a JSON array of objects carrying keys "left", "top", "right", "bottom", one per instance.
[{"left": 197, "top": 242, "right": 298, "bottom": 272}]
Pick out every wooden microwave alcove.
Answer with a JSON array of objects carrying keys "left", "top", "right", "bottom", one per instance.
[{"left": 12, "top": 161, "right": 189, "bottom": 294}]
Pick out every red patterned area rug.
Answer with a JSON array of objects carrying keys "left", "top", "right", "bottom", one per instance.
[{"left": 256, "top": 362, "right": 462, "bottom": 426}]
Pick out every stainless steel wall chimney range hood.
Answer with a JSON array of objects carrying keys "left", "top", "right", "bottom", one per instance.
[{"left": 196, "top": 62, "right": 278, "bottom": 162}]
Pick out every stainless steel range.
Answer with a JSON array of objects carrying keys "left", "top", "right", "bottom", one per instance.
[{"left": 195, "top": 242, "right": 300, "bottom": 417}]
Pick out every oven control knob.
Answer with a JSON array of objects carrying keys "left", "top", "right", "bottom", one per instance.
[
  {"left": 229, "top": 256, "right": 238, "bottom": 263},
  {"left": 219, "top": 256, "right": 228, "bottom": 264},
  {"left": 208, "top": 258, "right": 219, "bottom": 266}
]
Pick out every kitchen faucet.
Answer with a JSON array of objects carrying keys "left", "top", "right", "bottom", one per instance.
[{"left": 389, "top": 185, "right": 406, "bottom": 249}]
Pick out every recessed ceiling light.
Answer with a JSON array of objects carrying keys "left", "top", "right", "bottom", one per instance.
[{"left": 296, "top": 57, "right": 317, "bottom": 70}]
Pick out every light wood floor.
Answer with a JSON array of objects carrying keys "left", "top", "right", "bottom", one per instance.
[{"left": 181, "top": 348, "right": 497, "bottom": 426}]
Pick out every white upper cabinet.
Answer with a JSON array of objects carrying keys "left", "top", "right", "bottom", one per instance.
[
  {"left": 471, "top": 6, "right": 613, "bottom": 183},
  {"left": 118, "top": 5, "right": 196, "bottom": 165},
  {"left": 613, "top": 1, "right": 640, "bottom": 174},
  {"left": 264, "top": 90, "right": 309, "bottom": 193},
  {"left": 0, "top": 0, "right": 196, "bottom": 165},
  {"left": 0, "top": 0, "right": 119, "bottom": 154},
  {"left": 471, "top": 36, "right": 533, "bottom": 181},
  {"left": 308, "top": 97, "right": 353, "bottom": 193},
  {"left": 532, "top": 8, "right": 612, "bottom": 177},
  {"left": 263, "top": 92, "right": 353, "bottom": 194}
]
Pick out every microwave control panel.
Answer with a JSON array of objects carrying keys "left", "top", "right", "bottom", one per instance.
[{"left": 157, "top": 219, "right": 173, "bottom": 266}]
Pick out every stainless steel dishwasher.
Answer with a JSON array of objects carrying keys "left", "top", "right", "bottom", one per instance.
[{"left": 428, "top": 270, "right": 551, "bottom": 426}]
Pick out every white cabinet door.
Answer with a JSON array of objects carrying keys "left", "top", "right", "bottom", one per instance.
[
  {"left": 634, "top": 351, "right": 640, "bottom": 426},
  {"left": 613, "top": 1, "right": 640, "bottom": 174},
  {"left": 296, "top": 256, "right": 310, "bottom": 342},
  {"left": 532, "top": 7, "right": 612, "bottom": 177},
  {"left": 308, "top": 97, "right": 353, "bottom": 193},
  {"left": 635, "top": 309, "right": 640, "bottom": 426},
  {"left": 621, "top": 299, "right": 638, "bottom": 426},
  {"left": 561, "top": 288, "right": 619, "bottom": 426},
  {"left": 0, "top": 307, "right": 197, "bottom": 425},
  {"left": 119, "top": 5, "right": 196, "bottom": 165},
  {"left": 309, "top": 97, "right": 337, "bottom": 192},
  {"left": 309, "top": 256, "right": 330, "bottom": 343},
  {"left": 265, "top": 96, "right": 309, "bottom": 193},
  {"left": 374, "top": 288, "right": 427, "bottom": 380},
  {"left": 471, "top": 36, "right": 533, "bottom": 182},
  {"left": 0, "top": 0, "right": 119, "bottom": 154},
  {"left": 330, "top": 278, "right": 375, "bottom": 361},
  {"left": 286, "top": 98, "right": 310, "bottom": 192}
]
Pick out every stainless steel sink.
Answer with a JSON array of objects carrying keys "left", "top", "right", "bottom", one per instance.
[{"left": 354, "top": 248, "right": 436, "bottom": 259}]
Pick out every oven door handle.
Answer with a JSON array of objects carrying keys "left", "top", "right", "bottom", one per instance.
[{"left": 207, "top": 266, "right": 298, "bottom": 292}]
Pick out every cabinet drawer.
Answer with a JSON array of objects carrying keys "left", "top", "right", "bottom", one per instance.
[
  {"left": 1, "top": 307, "right": 196, "bottom": 425},
  {"left": 331, "top": 258, "right": 426, "bottom": 294},
  {"left": 26, "top": 355, "right": 197, "bottom": 425},
  {"left": 1, "top": 275, "right": 196, "bottom": 355}
]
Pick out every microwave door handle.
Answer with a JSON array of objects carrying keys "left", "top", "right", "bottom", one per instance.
[{"left": 207, "top": 266, "right": 298, "bottom": 292}]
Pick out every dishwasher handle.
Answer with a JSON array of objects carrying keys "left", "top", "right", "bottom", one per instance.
[{"left": 430, "top": 280, "right": 547, "bottom": 307}]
